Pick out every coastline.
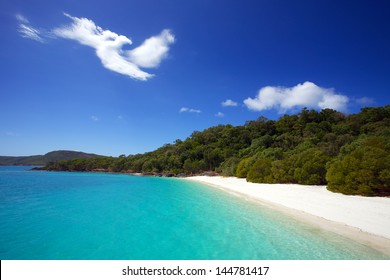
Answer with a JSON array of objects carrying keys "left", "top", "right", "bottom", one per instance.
[{"left": 184, "top": 176, "right": 390, "bottom": 256}]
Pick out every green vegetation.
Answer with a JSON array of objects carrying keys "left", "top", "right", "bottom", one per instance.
[
  {"left": 326, "top": 136, "right": 390, "bottom": 196},
  {"left": 42, "top": 106, "right": 390, "bottom": 196},
  {"left": 0, "top": 150, "right": 101, "bottom": 166}
]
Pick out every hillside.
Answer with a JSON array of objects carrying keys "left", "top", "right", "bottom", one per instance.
[
  {"left": 42, "top": 106, "right": 390, "bottom": 196},
  {"left": 0, "top": 150, "right": 102, "bottom": 166}
]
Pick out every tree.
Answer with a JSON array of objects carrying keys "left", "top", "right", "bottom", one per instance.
[
  {"left": 235, "top": 158, "right": 253, "bottom": 178},
  {"left": 218, "top": 157, "right": 240, "bottom": 176},
  {"left": 247, "top": 157, "right": 273, "bottom": 183},
  {"left": 291, "top": 148, "right": 329, "bottom": 185},
  {"left": 326, "top": 136, "right": 390, "bottom": 196},
  {"left": 40, "top": 105, "right": 390, "bottom": 197}
]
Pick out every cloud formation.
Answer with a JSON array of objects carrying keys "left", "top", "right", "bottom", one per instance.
[
  {"left": 128, "top": 29, "right": 175, "bottom": 68},
  {"left": 16, "top": 14, "right": 45, "bottom": 43},
  {"left": 179, "top": 107, "right": 201, "bottom": 114},
  {"left": 244, "top": 81, "right": 349, "bottom": 113},
  {"left": 52, "top": 14, "right": 174, "bottom": 81},
  {"left": 221, "top": 99, "right": 238, "bottom": 107},
  {"left": 215, "top": 112, "right": 224, "bottom": 117},
  {"left": 355, "top": 97, "right": 375, "bottom": 105},
  {"left": 90, "top": 115, "right": 99, "bottom": 121},
  {"left": 17, "top": 13, "right": 174, "bottom": 81},
  {"left": 16, "top": 14, "right": 28, "bottom": 23}
]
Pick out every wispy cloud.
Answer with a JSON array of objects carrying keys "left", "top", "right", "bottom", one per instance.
[
  {"left": 16, "top": 14, "right": 45, "bottom": 43},
  {"left": 90, "top": 115, "right": 99, "bottom": 121},
  {"left": 52, "top": 13, "right": 174, "bottom": 81},
  {"left": 179, "top": 107, "right": 201, "bottom": 114},
  {"left": 215, "top": 112, "right": 224, "bottom": 117},
  {"left": 244, "top": 81, "right": 349, "bottom": 113},
  {"left": 221, "top": 99, "right": 238, "bottom": 107},
  {"left": 16, "top": 14, "right": 29, "bottom": 23},
  {"left": 16, "top": 13, "right": 174, "bottom": 81},
  {"left": 355, "top": 97, "right": 375, "bottom": 105}
]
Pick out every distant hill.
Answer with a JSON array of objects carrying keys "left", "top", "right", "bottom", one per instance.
[
  {"left": 43, "top": 105, "right": 390, "bottom": 196},
  {"left": 0, "top": 150, "right": 102, "bottom": 166}
]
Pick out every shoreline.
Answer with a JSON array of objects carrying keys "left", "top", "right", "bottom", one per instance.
[{"left": 184, "top": 176, "right": 390, "bottom": 256}]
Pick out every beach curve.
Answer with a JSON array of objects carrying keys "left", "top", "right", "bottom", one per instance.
[{"left": 184, "top": 176, "right": 390, "bottom": 256}]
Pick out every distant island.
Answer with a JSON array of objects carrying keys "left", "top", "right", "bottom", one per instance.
[
  {"left": 0, "top": 150, "right": 102, "bottom": 166},
  {"left": 35, "top": 106, "right": 390, "bottom": 196}
]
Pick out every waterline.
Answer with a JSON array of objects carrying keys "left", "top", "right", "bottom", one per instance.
[{"left": 0, "top": 167, "right": 387, "bottom": 259}]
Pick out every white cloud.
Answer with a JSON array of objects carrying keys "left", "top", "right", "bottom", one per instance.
[
  {"left": 221, "top": 99, "right": 238, "bottom": 107},
  {"left": 243, "top": 81, "right": 349, "bottom": 113},
  {"left": 128, "top": 29, "right": 175, "bottom": 68},
  {"left": 179, "top": 107, "right": 201, "bottom": 113},
  {"left": 215, "top": 112, "right": 224, "bottom": 117},
  {"left": 90, "top": 115, "right": 99, "bottom": 121},
  {"left": 16, "top": 14, "right": 29, "bottom": 23},
  {"left": 356, "top": 97, "right": 375, "bottom": 105},
  {"left": 52, "top": 13, "right": 174, "bottom": 81},
  {"left": 16, "top": 14, "right": 45, "bottom": 43}
]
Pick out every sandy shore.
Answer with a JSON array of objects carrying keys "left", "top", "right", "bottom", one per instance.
[{"left": 185, "top": 176, "right": 390, "bottom": 255}]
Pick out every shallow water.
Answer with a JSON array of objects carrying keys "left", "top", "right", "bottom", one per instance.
[{"left": 0, "top": 166, "right": 387, "bottom": 259}]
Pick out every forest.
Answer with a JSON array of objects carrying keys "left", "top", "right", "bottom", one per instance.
[{"left": 42, "top": 105, "right": 390, "bottom": 196}]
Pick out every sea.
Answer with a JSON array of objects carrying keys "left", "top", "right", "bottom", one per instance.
[{"left": 0, "top": 166, "right": 388, "bottom": 260}]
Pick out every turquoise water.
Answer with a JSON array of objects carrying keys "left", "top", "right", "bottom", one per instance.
[{"left": 0, "top": 166, "right": 388, "bottom": 260}]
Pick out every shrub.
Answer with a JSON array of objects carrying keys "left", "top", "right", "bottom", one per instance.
[
  {"left": 218, "top": 157, "right": 241, "bottom": 176},
  {"left": 326, "top": 136, "right": 390, "bottom": 196},
  {"left": 247, "top": 158, "right": 273, "bottom": 183},
  {"left": 235, "top": 158, "right": 253, "bottom": 178}
]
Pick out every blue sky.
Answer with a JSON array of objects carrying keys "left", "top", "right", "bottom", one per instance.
[{"left": 1, "top": 0, "right": 389, "bottom": 156}]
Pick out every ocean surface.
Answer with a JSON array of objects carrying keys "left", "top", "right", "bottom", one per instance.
[{"left": 0, "top": 166, "right": 387, "bottom": 260}]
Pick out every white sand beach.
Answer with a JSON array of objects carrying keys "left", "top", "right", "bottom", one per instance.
[{"left": 185, "top": 176, "right": 390, "bottom": 255}]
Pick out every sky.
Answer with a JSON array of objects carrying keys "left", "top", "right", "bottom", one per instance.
[{"left": 0, "top": 0, "right": 389, "bottom": 156}]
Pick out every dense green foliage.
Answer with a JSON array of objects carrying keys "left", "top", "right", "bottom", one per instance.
[
  {"left": 326, "top": 136, "right": 390, "bottom": 196},
  {"left": 0, "top": 150, "right": 101, "bottom": 166},
  {"left": 43, "top": 106, "right": 390, "bottom": 196}
]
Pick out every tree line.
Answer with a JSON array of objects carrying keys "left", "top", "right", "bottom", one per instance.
[{"left": 43, "top": 105, "right": 390, "bottom": 196}]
